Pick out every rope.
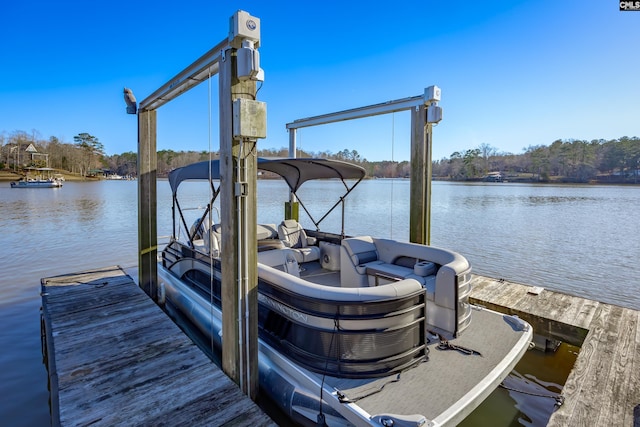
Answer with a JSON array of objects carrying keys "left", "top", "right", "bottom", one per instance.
[
  {"left": 337, "top": 374, "right": 403, "bottom": 404},
  {"left": 207, "top": 67, "right": 215, "bottom": 356},
  {"left": 317, "top": 316, "right": 339, "bottom": 426},
  {"left": 499, "top": 383, "right": 565, "bottom": 406},
  {"left": 390, "top": 113, "right": 394, "bottom": 238}
]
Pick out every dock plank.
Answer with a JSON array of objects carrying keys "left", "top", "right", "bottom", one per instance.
[
  {"left": 471, "top": 275, "right": 591, "bottom": 347},
  {"left": 569, "top": 297, "right": 600, "bottom": 331},
  {"left": 548, "top": 304, "right": 611, "bottom": 426},
  {"left": 468, "top": 276, "right": 504, "bottom": 301},
  {"left": 596, "top": 307, "right": 638, "bottom": 426},
  {"left": 632, "top": 311, "right": 640, "bottom": 427},
  {"left": 479, "top": 277, "right": 528, "bottom": 309},
  {"left": 567, "top": 304, "right": 624, "bottom": 426},
  {"left": 471, "top": 275, "right": 640, "bottom": 427},
  {"left": 41, "top": 266, "right": 275, "bottom": 427},
  {"left": 623, "top": 309, "right": 640, "bottom": 427}
]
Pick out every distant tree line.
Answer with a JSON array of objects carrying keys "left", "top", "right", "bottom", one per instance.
[
  {"left": 433, "top": 137, "right": 640, "bottom": 183},
  {"left": 2, "top": 129, "right": 638, "bottom": 183}
]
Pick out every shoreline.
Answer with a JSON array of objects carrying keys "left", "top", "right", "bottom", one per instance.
[
  {"left": 432, "top": 178, "right": 640, "bottom": 186},
  {"left": 2, "top": 170, "right": 636, "bottom": 186},
  {"left": 0, "top": 171, "right": 100, "bottom": 182}
]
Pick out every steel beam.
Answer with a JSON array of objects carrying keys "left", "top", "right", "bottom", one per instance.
[
  {"left": 286, "top": 94, "right": 426, "bottom": 130},
  {"left": 139, "top": 39, "right": 227, "bottom": 112}
]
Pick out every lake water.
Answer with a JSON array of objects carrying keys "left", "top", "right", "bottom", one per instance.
[{"left": 1, "top": 179, "right": 637, "bottom": 426}]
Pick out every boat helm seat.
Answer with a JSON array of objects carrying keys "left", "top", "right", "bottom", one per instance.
[
  {"left": 190, "top": 218, "right": 210, "bottom": 241},
  {"left": 277, "top": 219, "right": 320, "bottom": 263},
  {"left": 203, "top": 224, "right": 222, "bottom": 258}
]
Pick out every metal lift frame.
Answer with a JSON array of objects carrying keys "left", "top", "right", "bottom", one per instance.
[
  {"left": 134, "top": 10, "right": 265, "bottom": 399},
  {"left": 286, "top": 87, "right": 442, "bottom": 244}
]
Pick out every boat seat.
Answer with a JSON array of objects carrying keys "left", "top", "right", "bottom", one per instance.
[
  {"left": 277, "top": 219, "right": 321, "bottom": 263},
  {"left": 203, "top": 224, "right": 222, "bottom": 258},
  {"left": 257, "top": 223, "right": 278, "bottom": 240},
  {"left": 340, "top": 236, "right": 437, "bottom": 296},
  {"left": 340, "top": 236, "right": 382, "bottom": 287},
  {"left": 203, "top": 223, "right": 284, "bottom": 256},
  {"left": 258, "top": 248, "right": 300, "bottom": 277}
]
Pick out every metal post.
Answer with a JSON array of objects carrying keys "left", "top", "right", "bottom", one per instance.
[
  {"left": 286, "top": 124, "right": 299, "bottom": 220},
  {"left": 288, "top": 127, "right": 297, "bottom": 157},
  {"left": 425, "top": 123, "right": 433, "bottom": 244}
]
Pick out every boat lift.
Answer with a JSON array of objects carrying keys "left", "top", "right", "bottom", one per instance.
[
  {"left": 129, "top": 10, "right": 266, "bottom": 400},
  {"left": 129, "top": 8, "right": 443, "bottom": 405},
  {"left": 286, "top": 87, "right": 443, "bottom": 245}
]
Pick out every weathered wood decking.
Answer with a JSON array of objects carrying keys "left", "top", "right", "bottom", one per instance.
[
  {"left": 40, "top": 266, "right": 275, "bottom": 427},
  {"left": 470, "top": 275, "right": 640, "bottom": 427}
]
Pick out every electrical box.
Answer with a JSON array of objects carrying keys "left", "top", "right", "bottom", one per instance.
[
  {"left": 233, "top": 98, "right": 267, "bottom": 139},
  {"left": 427, "top": 105, "right": 443, "bottom": 123},
  {"left": 425, "top": 85, "right": 441, "bottom": 103},
  {"left": 234, "top": 182, "right": 248, "bottom": 197},
  {"left": 229, "top": 10, "right": 260, "bottom": 48},
  {"left": 237, "top": 40, "right": 262, "bottom": 81}
]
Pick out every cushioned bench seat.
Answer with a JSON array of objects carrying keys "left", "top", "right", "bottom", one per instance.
[
  {"left": 340, "top": 236, "right": 437, "bottom": 299},
  {"left": 340, "top": 235, "right": 472, "bottom": 336},
  {"left": 363, "top": 262, "right": 436, "bottom": 300}
]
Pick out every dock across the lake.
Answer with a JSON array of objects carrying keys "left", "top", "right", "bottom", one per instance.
[
  {"left": 40, "top": 265, "right": 276, "bottom": 427},
  {"left": 470, "top": 275, "right": 640, "bottom": 427}
]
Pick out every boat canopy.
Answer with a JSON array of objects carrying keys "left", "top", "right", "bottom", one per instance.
[
  {"left": 257, "top": 158, "right": 365, "bottom": 192},
  {"left": 168, "top": 160, "right": 221, "bottom": 194},
  {"left": 168, "top": 157, "right": 366, "bottom": 237},
  {"left": 168, "top": 157, "right": 366, "bottom": 194}
]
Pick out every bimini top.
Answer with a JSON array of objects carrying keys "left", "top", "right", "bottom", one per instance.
[
  {"left": 168, "top": 157, "right": 366, "bottom": 194},
  {"left": 258, "top": 158, "right": 365, "bottom": 192}
]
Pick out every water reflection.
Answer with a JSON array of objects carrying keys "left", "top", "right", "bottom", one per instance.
[
  {"left": 505, "top": 370, "right": 563, "bottom": 426},
  {"left": 460, "top": 343, "right": 578, "bottom": 426},
  {"left": 73, "top": 199, "right": 101, "bottom": 222},
  {"left": 525, "top": 195, "right": 594, "bottom": 205}
]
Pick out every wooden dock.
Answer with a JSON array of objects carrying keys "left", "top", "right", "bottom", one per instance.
[
  {"left": 40, "top": 265, "right": 639, "bottom": 426},
  {"left": 470, "top": 275, "right": 640, "bottom": 427},
  {"left": 40, "top": 266, "right": 276, "bottom": 427}
]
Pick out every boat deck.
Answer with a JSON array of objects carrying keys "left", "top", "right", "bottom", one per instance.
[
  {"left": 299, "top": 263, "right": 532, "bottom": 418},
  {"left": 40, "top": 266, "right": 275, "bottom": 427},
  {"left": 298, "top": 261, "right": 340, "bottom": 286},
  {"left": 323, "top": 307, "right": 530, "bottom": 425},
  {"left": 470, "top": 275, "right": 640, "bottom": 427}
]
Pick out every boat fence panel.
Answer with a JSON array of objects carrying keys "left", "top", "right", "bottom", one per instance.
[{"left": 257, "top": 274, "right": 427, "bottom": 378}]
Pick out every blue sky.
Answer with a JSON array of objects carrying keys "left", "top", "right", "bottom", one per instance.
[{"left": 1, "top": 1, "right": 638, "bottom": 162}]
